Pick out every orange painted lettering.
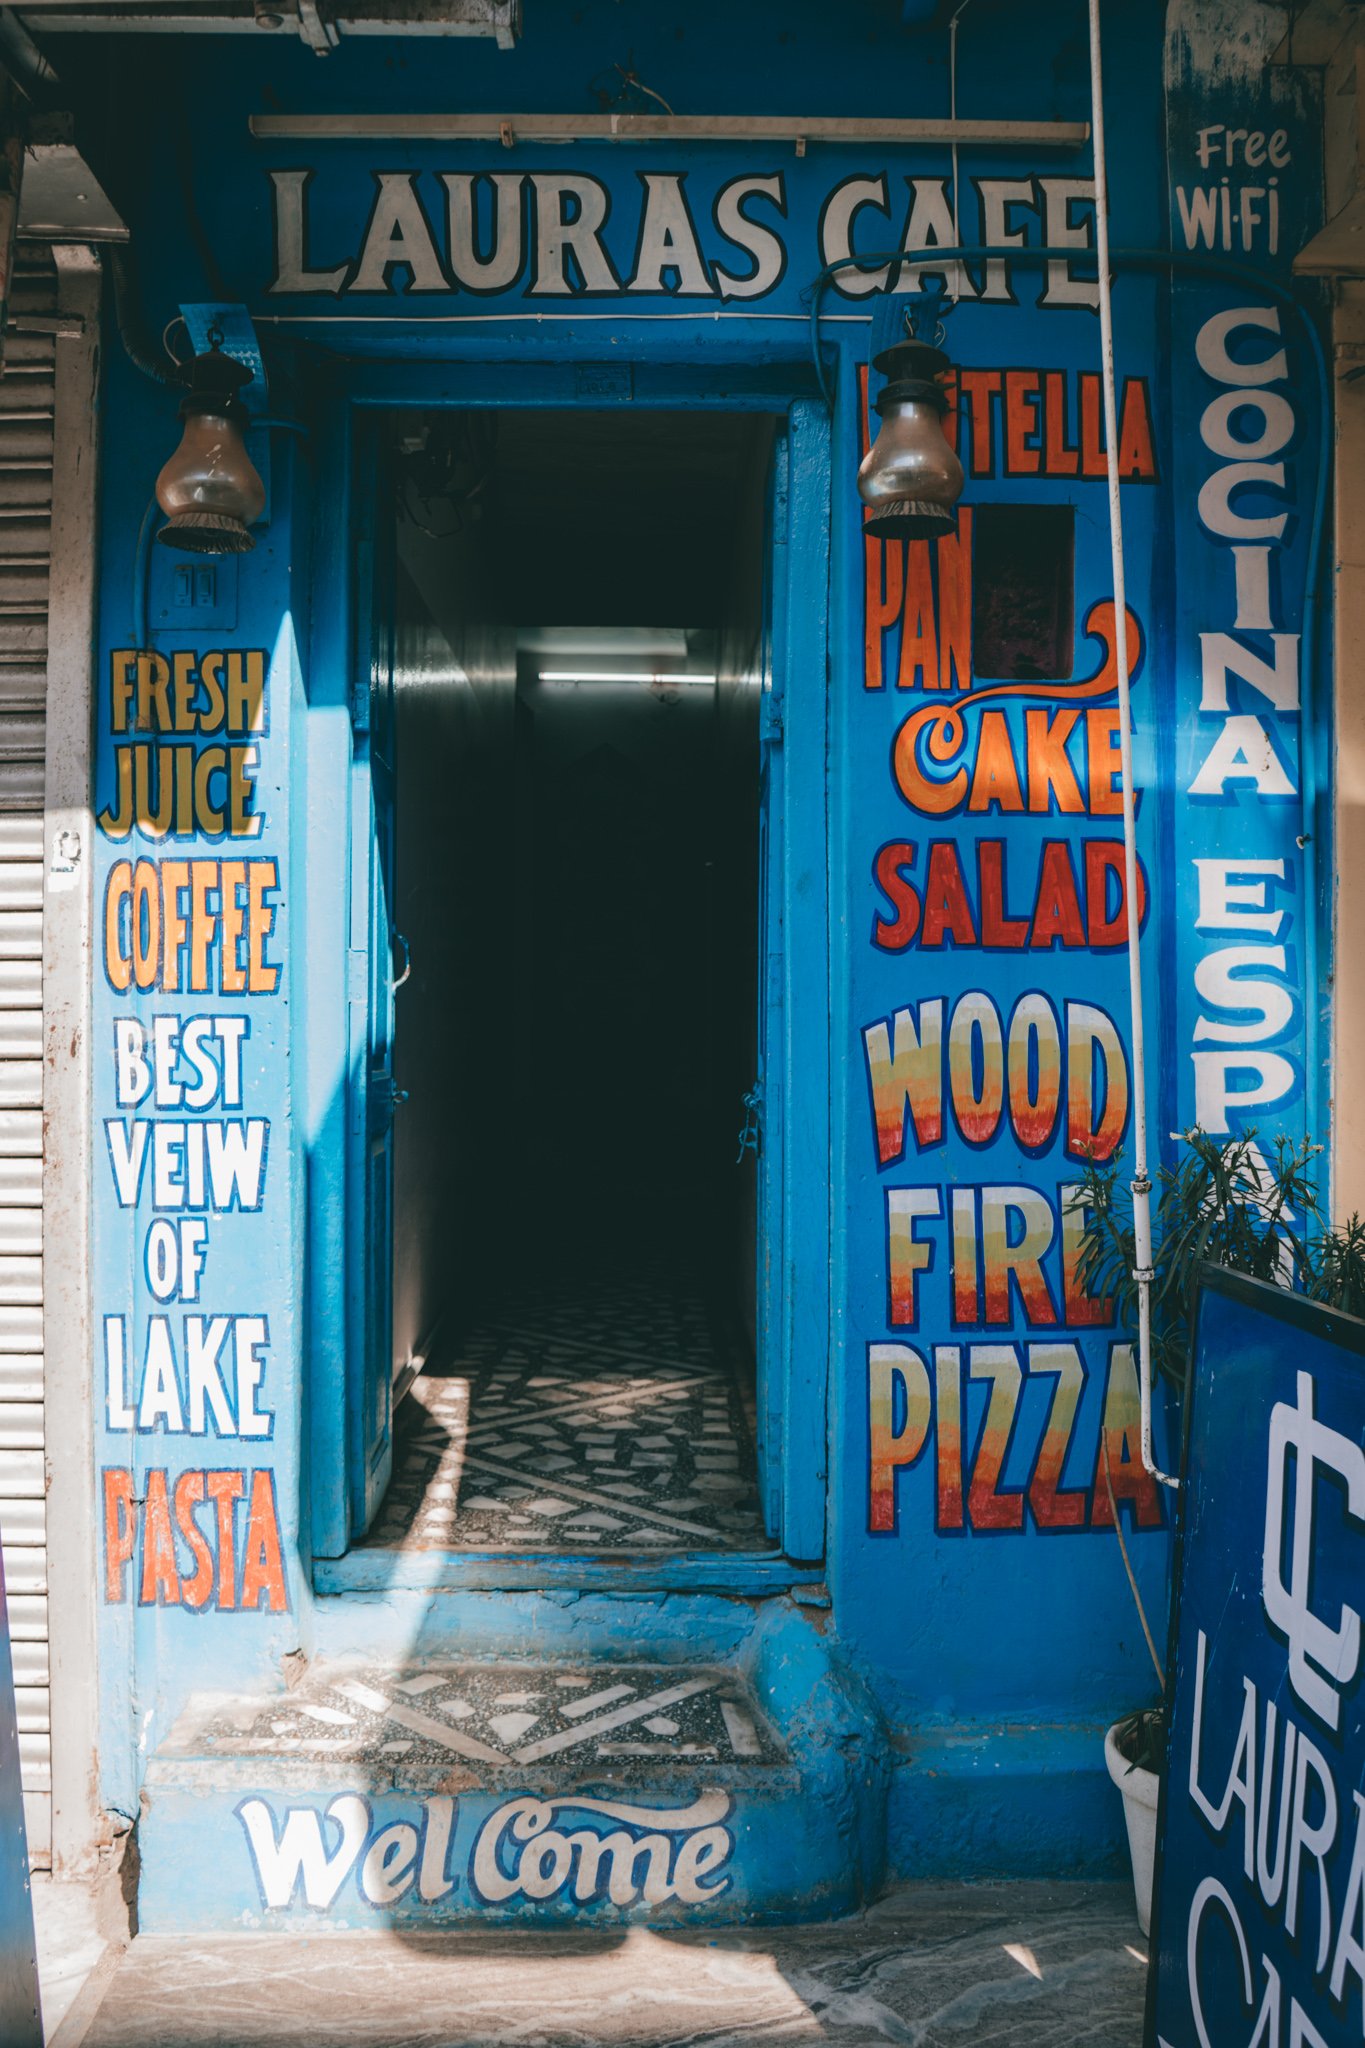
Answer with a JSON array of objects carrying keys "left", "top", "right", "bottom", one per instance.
[
  {"left": 865, "top": 537, "right": 904, "bottom": 689},
  {"left": 1042, "top": 371, "right": 1079, "bottom": 475},
  {"left": 174, "top": 1471, "right": 217, "bottom": 1610},
  {"left": 967, "top": 711, "right": 1025, "bottom": 812},
  {"left": 1004, "top": 371, "right": 1041, "bottom": 474},
  {"left": 1024, "top": 708, "right": 1084, "bottom": 813},
  {"left": 958, "top": 369, "right": 1001, "bottom": 477},
  {"left": 139, "top": 1469, "right": 181, "bottom": 1606},
  {"left": 897, "top": 542, "right": 938, "bottom": 690},
  {"left": 206, "top": 1470, "right": 244, "bottom": 1609},
  {"left": 240, "top": 1470, "right": 288, "bottom": 1613},
  {"left": 103, "top": 1467, "right": 137, "bottom": 1601}
]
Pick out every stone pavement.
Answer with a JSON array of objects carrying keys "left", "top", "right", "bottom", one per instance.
[
  {"left": 41, "top": 1880, "right": 1148, "bottom": 2047},
  {"left": 31, "top": 1873, "right": 107, "bottom": 2043}
]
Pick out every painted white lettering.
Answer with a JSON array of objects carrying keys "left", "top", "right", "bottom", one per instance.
[
  {"left": 819, "top": 175, "right": 893, "bottom": 295},
  {"left": 1196, "top": 461, "right": 1289, "bottom": 541},
  {"left": 140, "top": 1317, "right": 184, "bottom": 1433},
  {"left": 417, "top": 1796, "right": 456, "bottom": 1902},
  {"left": 1284, "top": 1732, "right": 1337, "bottom": 1971},
  {"left": 1255, "top": 1699, "right": 1297, "bottom": 1911},
  {"left": 359, "top": 1822, "right": 419, "bottom": 1906},
  {"left": 1194, "top": 306, "right": 1288, "bottom": 386},
  {"left": 1176, "top": 185, "right": 1220, "bottom": 249},
  {"left": 627, "top": 174, "right": 713, "bottom": 295},
  {"left": 205, "top": 1120, "right": 268, "bottom": 1211},
  {"left": 1188, "top": 715, "right": 1295, "bottom": 797},
  {"left": 1039, "top": 178, "right": 1097, "bottom": 308},
  {"left": 712, "top": 175, "right": 786, "bottom": 300},
  {"left": 443, "top": 173, "right": 524, "bottom": 293},
  {"left": 233, "top": 1316, "right": 272, "bottom": 1438},
  {"left": 977, "top": 178, "right": 1036, "bottom": 300},
  {"left": 268, "top": 170, "right": 349, "bottom": 295},
  {"left": 105, "top": 1120, "right": 150, "bottom": 1207},
  {"left": 1232, "top": 545, "right": 1273, "bottom": 631},
  {"left": 350, "top": 174, "right": 447, "bottom": 295},
  {"left": 1198, "top": 633, "right": 1299, "bottom": 714},
  {"left": 151, "top": 1015, "right": 182, "bottom": 1109},
  {"left": 104, "top": 1315, "right": 133, "bottom": 1431},
  {"left": 470, "top": 1794, "right": 734, "bottom": 1909},
  {"left": 1329, "top": 1791, "right": 1365, "bottom": 2011},
  {"left": 1194, "top": 858, "right": 1286, "bottom": 934},
  {"left": 530, "top": 176, "right": 617, "bottom": 296},
  {"left": 1192, "top": 1048, "right": 1295, "bottom": 1132},
  {"left": 1201, "top": 388, "right": 1294, "bottom": 462},
  {"left": 238, "top": 1794, "right": 370, "bottom": 1910},
  {"left": 1193, "top": 945, "right": 1293, "bottom": 1043},
  {"left": 896, "top": 177, "right": 976, "bottom": 300},
  {"left": 115, "top": 1019, "right": 151, "bottom": 1107},
  {"left": 186, "top": 1315, "right": 235, "bottom": 1436}
]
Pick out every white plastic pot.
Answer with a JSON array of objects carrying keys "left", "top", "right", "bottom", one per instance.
[{"left": 1105, "top": 1720, "right": 1160, "bottom": 1935}]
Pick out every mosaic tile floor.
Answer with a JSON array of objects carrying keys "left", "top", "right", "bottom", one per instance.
[
  {"left": 365, "top": 1270, "right": 766, "bottom": 1554},
  {"left": 164, "top": 1661, "right": 784, "bottom": 1771}
]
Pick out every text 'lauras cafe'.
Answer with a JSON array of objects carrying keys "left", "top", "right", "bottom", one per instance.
[{"left": 4, "top": 0, "right": 1354, "bottom": 1955}]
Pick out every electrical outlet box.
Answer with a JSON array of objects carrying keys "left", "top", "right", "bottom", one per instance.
[{"left": 152, "top": 550, "right": 239, "bottom": 632}]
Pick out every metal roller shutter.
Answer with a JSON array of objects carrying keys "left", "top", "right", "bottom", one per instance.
[{"left": 0, "top": 244, "right": 55, "bottom": 1868}]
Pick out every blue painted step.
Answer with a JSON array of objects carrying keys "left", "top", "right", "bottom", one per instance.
[{"left": 138, "top": 1604, "right": 887, "bottom": 1928}]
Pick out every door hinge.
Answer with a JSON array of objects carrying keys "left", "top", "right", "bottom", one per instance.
[
  {"left": 736, "top": 1082, "right": 764, "bottom": 1163},
  {"left": 368, "top": 1077, "right": 407, "bottom": 1139}
]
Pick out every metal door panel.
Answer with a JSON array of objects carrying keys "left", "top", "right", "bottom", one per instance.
[
  {"left": 775, "top": 399, "right": 831, "bottom": 1563},
  {"left": 344, "top": 428, "right": 397, "bottom": 1540},
  {"left": 757, "top": 400, "right": 831, "bottom": 1564}
]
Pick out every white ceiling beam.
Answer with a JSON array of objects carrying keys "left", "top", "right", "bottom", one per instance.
[
  {"left": 248, "top": 111, "right": 1090, "bottom": 147},
  {"left": 13, "top": 0, "right": 520, "bottom": 41}
]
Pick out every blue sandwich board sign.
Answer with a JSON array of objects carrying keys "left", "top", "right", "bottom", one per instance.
[
  {"left": 1148, "top": 1269, "right": 1365, "bottom": 2047},
  {"left": 0, "top": 1543, "right": 41, "bottom": 2048}
]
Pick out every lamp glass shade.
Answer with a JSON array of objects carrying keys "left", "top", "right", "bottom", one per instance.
[
  {"left": 857, "top": 393, "right": 965, "bottom": 541},
  {"left": 155, "top": 406, "right": 266, "bottom": 555}
]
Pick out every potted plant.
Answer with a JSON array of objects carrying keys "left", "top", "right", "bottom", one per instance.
[{"left": 1074, "top": 1129, "right": 1365, "bottom": 1933}]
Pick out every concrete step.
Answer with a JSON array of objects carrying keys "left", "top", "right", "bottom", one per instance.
[
  {"left": 139, "top": 1613, "right": 887, "bottom": 1929},
  {"left": 45, "top": 1883, "right": 1150, "bottom": 2048}
]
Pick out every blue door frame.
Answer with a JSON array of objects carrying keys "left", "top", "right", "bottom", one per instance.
[{"left": 302, "top": 358, "right": 831, "bottom": 1572}]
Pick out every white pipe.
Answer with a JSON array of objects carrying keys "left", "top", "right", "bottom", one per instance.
[
  {"left": 948, "top": 1, "right": 974, "bottom": 246},
  {"left": 1086, "top": 0, "right": 1177, "bottom": 1490}
]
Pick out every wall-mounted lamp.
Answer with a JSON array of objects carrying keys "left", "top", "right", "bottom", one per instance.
[
  {"left": 155, "top": 332, "right": 265, "bottom": 554},
  {"left": 857, "top": 330, "right": 964, "bottom": 541}
]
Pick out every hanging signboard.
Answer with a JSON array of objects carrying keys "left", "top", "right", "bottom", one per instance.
[
  {"left": 0, "top": 1545, "right": 41, "bottom": 2048},
  {"left": 1147, "top": 1268, "right": 1365, "bottom": 2047}
]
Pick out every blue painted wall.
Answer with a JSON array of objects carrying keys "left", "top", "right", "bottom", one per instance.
[{"left": 73, "top": 0, "right": 1328, "bottom": 1884}]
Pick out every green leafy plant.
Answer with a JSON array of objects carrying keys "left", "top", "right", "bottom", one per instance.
[
  {"left": 1113, "top": 1705, "right": 1166, "bottom": 1777},
  {"left": 1073, "top": 1128, "right": 1365, "bottom": 1394},
  {"left": 1075, "top": 1127, "right": 1365, "bottom": 1792}
]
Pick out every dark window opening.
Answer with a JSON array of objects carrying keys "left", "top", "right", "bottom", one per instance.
[{"left": 971, "top": 503, "right": 1075, "bottom": 682}]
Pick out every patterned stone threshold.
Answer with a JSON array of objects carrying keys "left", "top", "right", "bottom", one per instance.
[
  {"left": 160, "top": 1661, "right": 783, "bottom": 1777},
  {"left": 365, "top": 1269, "right": 765, "bottom": 1555}
]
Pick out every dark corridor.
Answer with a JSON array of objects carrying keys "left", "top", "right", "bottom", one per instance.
[{"left": 365, "top": 406, "right": 773, "bottom": 1556}]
